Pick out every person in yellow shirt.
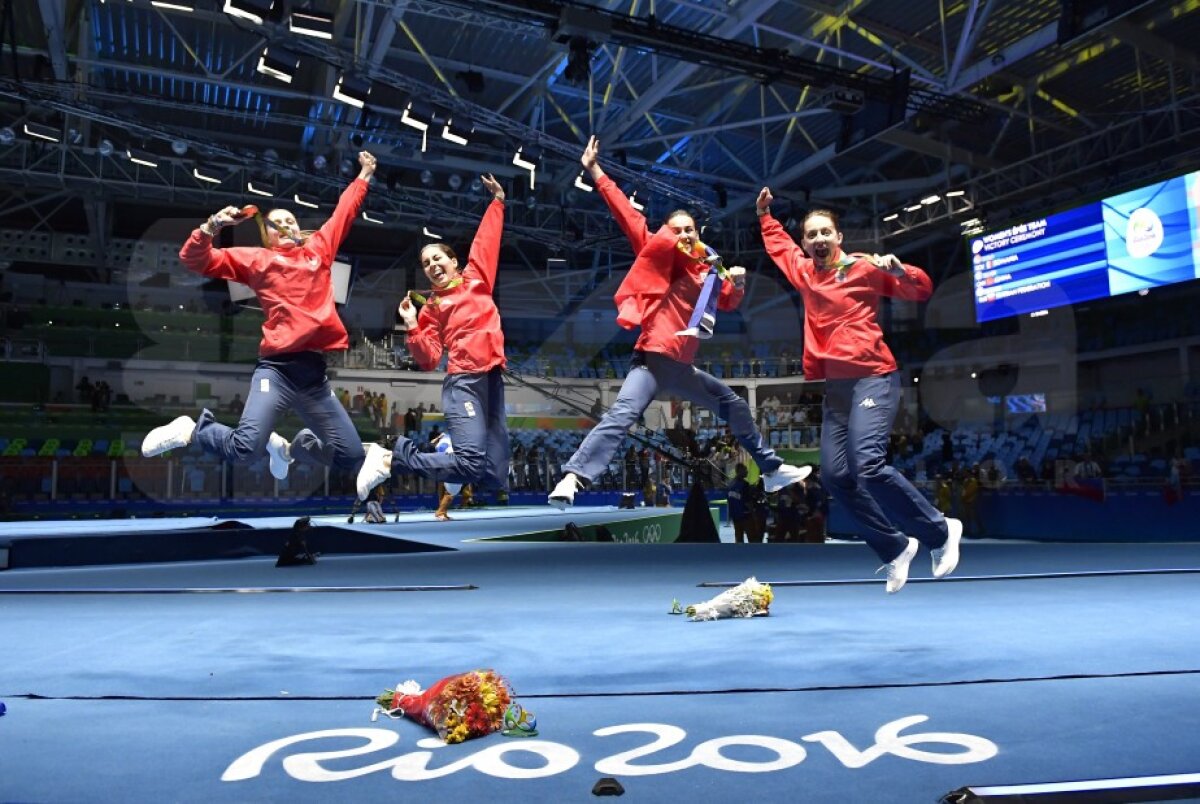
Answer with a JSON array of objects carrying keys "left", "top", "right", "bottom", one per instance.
[
  {"left": 934, "top": 475, "right": 953, "bottom": 516},
  {"left": 960, "top": 465, "right": 984, "bottom": 536}
]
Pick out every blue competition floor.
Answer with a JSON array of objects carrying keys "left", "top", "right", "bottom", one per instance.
[{"left": 2, "top": 508, "right": 1200, "bottom": 802}]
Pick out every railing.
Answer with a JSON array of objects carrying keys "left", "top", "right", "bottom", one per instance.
[
  {"left": 0, "top": 447, "right": 748, "bottom": 510},
  {"left": 755, "top": 403, "right": 823, "bottom": 449},
  {"left": 0, "top": 456, "right": 347, "bottom": 503}
]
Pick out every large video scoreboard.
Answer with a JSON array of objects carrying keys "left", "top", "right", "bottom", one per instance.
[{"left": 972, "top": 169, "right": 1200, "bottom": 323}]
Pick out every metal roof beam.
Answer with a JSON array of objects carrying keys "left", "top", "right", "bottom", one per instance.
[
  {"left": 810, "top": 174, "right": 970, "bottom": 201},
  {"left": 34, "top": 0, "right": 70, "bottom": 81},
  {"left": 1109, "top": 16, "right": 1200, "bottom": 73},
  {"left": 876, "top": 127, "right": 1002, "bottom": 171},
  {"left": 947, "top": 0, "right": 999, "bottom": 87},
  {"left": 949, "top": 23, "right": 1057, "bottom": 94}
]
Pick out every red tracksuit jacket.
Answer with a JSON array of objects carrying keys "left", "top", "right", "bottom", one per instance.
[
  {"left": 598, "top": 175, "right": 743, "bottom": 365},
  {"left": 759, "top": 212, "right": 933, "bottom": 380},
  {"left": 179, "top": 178, "right": 368, "bottom": 357},
  {"left": 407, "top": 198, "right": 506, "bottom": 374}
]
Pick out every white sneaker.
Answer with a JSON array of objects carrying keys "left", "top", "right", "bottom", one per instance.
[
  {"left": 434, "top": 434, "right": 462, "bottom": 496},
  {"left": 877, "top": 537, "right": 919, "bottom": 594},
  {"left": 356, "top": 443, "right": 393, "bottom": 501},
  {"left": 548, "top": 473, "right": 582, "bottom": 509},
  {"left": 266, "top": 432, "right": 293, "bottom": 481},
  {"left": 762, "top": 463, "right": 812, "bottom": 493},
  {"left": 931, "top": 517, "right": 963, "bottom": 579},
  {"left": 698, "top": 312, "right": 716, "bottom": 339},
  {"left": 141, "top": 415, "right": 196, "bottom": 457}
]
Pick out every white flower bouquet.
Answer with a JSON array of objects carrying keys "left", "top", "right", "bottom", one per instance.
[{"left": 686, "top": 577, "right": 774, "bottom": 621}]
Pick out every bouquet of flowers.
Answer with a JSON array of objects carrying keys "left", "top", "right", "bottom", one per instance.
[
  {"left": 685, "top": 577, "right": 774, "bottom": 621},
  {"left": 375, "top": 670, "right": 516, "bottom": 744}
]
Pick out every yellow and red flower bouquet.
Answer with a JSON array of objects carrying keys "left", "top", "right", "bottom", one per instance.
[{"left": 376, "top": 670, "right": 517, "bottom": 744}]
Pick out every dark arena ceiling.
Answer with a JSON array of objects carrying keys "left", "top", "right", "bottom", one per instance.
[{"left": 0, "top": 0, "right": 1197, "bottom": 265}]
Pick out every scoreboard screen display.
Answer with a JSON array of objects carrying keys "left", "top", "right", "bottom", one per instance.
[{"left": 972, "top": 169, "right": 1200, "bottom": 323}]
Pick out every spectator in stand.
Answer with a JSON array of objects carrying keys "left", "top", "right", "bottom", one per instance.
[
  {"left": 1015, "top": 454, "right": 1038, "bottom": 485},
  {"left": 76, "top": 375, "right": 93, "bottom": 404},
  {"left": 526, "top": 444, "right": 541, "bottom": 490},
  {"left": 982, "top": 459, "right": 1006, "bottom": 488},
  {"left": 96, "top": 380, "right": 112, "bottom": 412},
  {"left": 624, "top": 446, "right": 638, "bottom": 488},
  {"left": 1165, "top": 450, "right": 1187, "bottom": 504},
  {"left": 656, "top": 477, "right": 672, "bottom": 506},
  {"left": 512, "top": 443, "right": 527, "bottom": 489},
  {"left": 775, "top": 484, "right": 807, "bottom": 543},
  {"left": 804, "top": 466, "right": 828, "bottom": 543},
  {"left": 1134, "top": 387, "right": 1151, "bottom": 421},
  {"left": 934, "top": 474, "right": 953, "bottom": 516},
  {"left": 1075, "top": 452, "right": 1102, "bottom": 479},
  {"left": 753, "top": 478, "right": 771, "bottom": 540},
  {"left": 727, "top": 463, "right": 759, "bottom": 543},
  {"left": 792, "top": 404, "right": 809, "bottom": 444},
  {"left": 224, "top": 396, "right": 244, "bottom": 420},
  {"left": 639, "top": 447, "right": 652, "bottom": 488},
  {"left": 1171, "top": 449, "right": 1190, "bottom": 482},
  {"left": 960, "top": 465, "right": 984, "bottom": 537}
]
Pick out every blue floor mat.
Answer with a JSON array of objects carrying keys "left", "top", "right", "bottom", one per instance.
[{"left": 2, "top": 527, "right": 1200, "bottom": 801}]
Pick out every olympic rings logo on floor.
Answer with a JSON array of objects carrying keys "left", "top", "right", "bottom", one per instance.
[{"left": 222, "top": 714, "right": 998, "bottom": 783}]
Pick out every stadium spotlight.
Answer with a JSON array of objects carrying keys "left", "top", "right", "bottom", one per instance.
[
  {"left": 512, "top": 144, "right": 541, "bottom": 189},
  {"left": 223, "top": 0, "right": 273, "bottom": 25},
  {"left": 332, "top": 75, "right": 371, "bottom": 108},
  {"left": 256, "top": 46, "right": 301, "bottom": 84},
  {"left": 24, "top": 122, "right": 61, "bottom": 143},
  {"left": 289, "top": 9, "right": 333, "bottom": 39}
]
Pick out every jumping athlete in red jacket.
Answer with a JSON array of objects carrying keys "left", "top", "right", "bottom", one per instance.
[
  {"left": 141, "top": 151, "right": 378, "bottom": 484},
  {"left": 356, "top": 174, "right": 510, "bottom": 500},
  {"left": 757, "top": 186, "right": 962, "bottom": 593},
  {"left": 549, "top": 137, "right": 809, "bottom": 507}
]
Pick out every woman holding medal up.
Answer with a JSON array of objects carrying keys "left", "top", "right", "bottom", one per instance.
[
  {"left": 756, "top": 187, "right": 962, "bottom": 594},
  {"left": 356, "top": 174, "right": 510, "bottom": 501},
  {"left": 141, "top": 151, "right": 377, "bottom": 485}
]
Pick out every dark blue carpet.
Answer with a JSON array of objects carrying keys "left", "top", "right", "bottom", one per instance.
[
  {"left": 1, "top": 516, "right": 1199, "bottom": 801},
  {"left": 3, "top": 674, "right": 1199, "bottom": 803}
]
